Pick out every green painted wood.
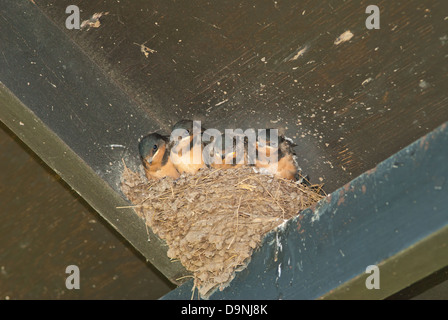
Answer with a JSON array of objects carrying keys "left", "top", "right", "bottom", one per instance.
[
  {"left": 0, "top": 84, "right": 188, "bottom": 285},
  {"left": 0, "top": 123, "right": 173, "bottom": 299}
]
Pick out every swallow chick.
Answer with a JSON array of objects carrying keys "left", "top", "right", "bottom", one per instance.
[
  {"left": 139, "top": 133, "right": 180, "bottom": 180},
  {"left": 170, "top": 119, "right": 207, "bottom": 174},
  {"left": 210, "top": 132, "right": 250, "bottom": 169},
  {"left": 254, "top": 129, "right": 300, "bottom": 180}
]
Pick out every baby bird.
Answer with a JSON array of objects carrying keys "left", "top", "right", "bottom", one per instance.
[
  {"left": 138, "top": 133, "right": 180, "bottom": 180},
  {"left": 210, "top": 132, "right": 250, "bottom": 169},
  {"left": 170, "top": 119, "right": 207, "bottom": 175},
  {"left": 254, "top": 129, "right": 300, "bottom": 181}
]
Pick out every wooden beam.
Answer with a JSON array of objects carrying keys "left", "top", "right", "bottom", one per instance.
[
  {"left": 21, "top": 0, "right": 448, "bottom": 194},
  {"left": 0, "top": 0, "right": 188, "bottom": 284},
  {"left": 0, "top": 123, "right": 173, "bottom": 299}
]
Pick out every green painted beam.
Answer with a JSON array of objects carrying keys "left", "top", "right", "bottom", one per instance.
[
  {"left": 321, "top": 224, "right": 448, "bottom": 299},
  {"left": 0, "top": 77, "right": 187, "bottom": 286}
]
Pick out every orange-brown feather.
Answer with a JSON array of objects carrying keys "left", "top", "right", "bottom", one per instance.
[
  {"left": 171, "top": 136, "right": 206, "bottom": 174},
  {"left": 255, "top": 142, "right": 297, "bottom": 180},
  {"left": 143, "top": 144, "right": 180, "bottom": 180}
]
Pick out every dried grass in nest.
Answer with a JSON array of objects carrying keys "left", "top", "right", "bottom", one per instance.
[{"left": 120, "top": 161, "right": 324, "bottom": 299}]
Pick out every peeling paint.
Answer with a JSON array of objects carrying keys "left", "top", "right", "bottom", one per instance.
[
  {"left": 420, "top": 136, "right": 429, "bottom": 151},
  {"left": 81, "top": 12, "right": 109, "bottom": 30},
  {"left": 334, "top": 30, "right": 354, "bottom": 45},
  {"left": 362, "top": 77, "right": 373, "bottom": 86},
  {"left": 288, "top": 45, "right": 308, "bottom": 61}
]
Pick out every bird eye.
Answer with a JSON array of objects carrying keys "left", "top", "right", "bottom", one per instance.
[{"left": 153, "top": 145, "right": 158, "bottom": 151}]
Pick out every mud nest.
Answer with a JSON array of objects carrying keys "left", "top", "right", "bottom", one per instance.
[{"left": 120, "top": 163, "right": 324, "bottom": 299}]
